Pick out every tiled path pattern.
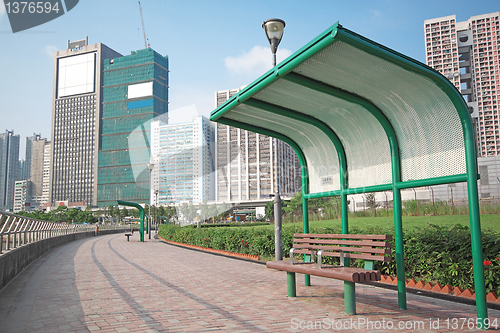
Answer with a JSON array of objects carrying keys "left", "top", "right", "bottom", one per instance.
[{"left": 0, "top": 233, "right": 499, "bottom": 332}]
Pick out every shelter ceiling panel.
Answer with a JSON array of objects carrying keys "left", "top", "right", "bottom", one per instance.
[
  {"left": 224, "top": 104, "right": 340, "bottom": 193},
  {"left": 253, "top": 79, "right": 392, "bottom": 188},
  {"left": 293, "top": 40, "right": 466, "bottom": 182}
]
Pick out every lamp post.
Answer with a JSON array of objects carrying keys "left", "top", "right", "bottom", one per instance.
[
  {"left": 147, "top": 162, "right": 154, "bottom": 240},
  {"left": 155, "top": 189, "right": 158, "bottom": 233},
  {"left": 263, "top": 18, "right": 285, "bottom": 261}
]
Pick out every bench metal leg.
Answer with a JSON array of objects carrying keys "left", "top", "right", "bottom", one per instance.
[
  {"left": 126, "top": 235, "right": 130, "bottom": 241},
  {"left": 344, "top": 281, "right": 356, "bottom": 315},
  {"left": 287, "top": 272, "right": 296, "bottom": 297},
  {"left": 304, "top": 254, "right": 311, "bottom": 286}
]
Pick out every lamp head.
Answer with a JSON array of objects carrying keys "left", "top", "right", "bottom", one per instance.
[{"left": 262, "top": 18, "right": 285, "bottom": 54}]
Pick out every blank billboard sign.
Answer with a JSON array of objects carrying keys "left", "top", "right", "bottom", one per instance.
[
  {"left": 57, "top": 52, "right": 96, "bottom": 98},
  {"left": 128, "top": 82, "right": 153, "bottom": 99}
]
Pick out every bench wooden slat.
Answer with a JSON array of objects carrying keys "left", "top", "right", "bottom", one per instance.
[
  {"left": 294, "top": 233, "right": 392, "bottom": 241},
  {"left": 294, "top": 239, "right": 391, "bottom": 247},
  {"left": 292, "top": 244, "right": 391, "bottom": 254},
  {"left": 266, "top": 261, "right": 382, "bottom": 282},
  {"left": 291, "top": 249, "right": 391, "bottom": 262}
]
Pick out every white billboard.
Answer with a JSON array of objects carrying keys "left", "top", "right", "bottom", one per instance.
[
  {"left": 128, "top": 81, "right": 153, "bottom": 99},
  {"left": 57, "top": 53, "right": 96, "bottom": 98}
]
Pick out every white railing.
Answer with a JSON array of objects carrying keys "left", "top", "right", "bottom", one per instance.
[{"left": 0, "top": 211, "right": 121, "bottom": 254}]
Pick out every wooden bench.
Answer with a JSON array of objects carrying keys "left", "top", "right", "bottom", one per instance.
[{"left": 266, "top": 233, "right": 392, "bottom": 315}]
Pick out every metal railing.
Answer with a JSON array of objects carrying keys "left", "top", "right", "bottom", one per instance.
[{"left": 0, "top": 211, "right": 121, "bottom": 254}]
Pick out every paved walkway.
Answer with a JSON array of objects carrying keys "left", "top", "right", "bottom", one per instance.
[{"left": 0, "top": 233, "right": 499, "bottom": 333}]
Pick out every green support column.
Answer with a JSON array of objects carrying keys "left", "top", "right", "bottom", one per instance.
[
  {"left": 287, "top": 271, "right": 297, "bottom": 297},
  {"left": 465, "top": 126, "right": 488, "bottom": 326},
  {"left": 392, "top": 187, "right": 406, "bottom": 310},
  {"left": 302, "top": 195, "right": 311, "bottom": 287}
]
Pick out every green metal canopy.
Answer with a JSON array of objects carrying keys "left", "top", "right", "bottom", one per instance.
[{"left": 210, "top": 22, "right": 487, "bottom": 321}]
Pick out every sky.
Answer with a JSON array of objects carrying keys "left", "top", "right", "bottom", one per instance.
[{"left": 0, "top": 0, "right": 499, "bottom": 157}]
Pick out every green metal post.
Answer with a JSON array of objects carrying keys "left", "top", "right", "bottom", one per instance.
[
  {"left": 287, "top": 271, "right": 297, "bottom": 297},
  {"left": 303, "top": 172, "right": 311, "bottom": 287},
  {"left": 117, "top": 200, "right": 145, "bottom": 242},
  {"left": 344, "top": 281, "right": 356, "bottom": 315},
  {"left": 465, "top": 128, "right": 488, "bottom": 326},
  {"left": 393, "top": 187, "right": 406, "bottom": 309}
]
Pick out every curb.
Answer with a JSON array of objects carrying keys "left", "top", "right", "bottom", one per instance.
[
  {"left": 376, "top": 275, "right": 500, "bottom": 310},
  {"left": 158, "top": 236, "right": 263, "bottom": 264}
]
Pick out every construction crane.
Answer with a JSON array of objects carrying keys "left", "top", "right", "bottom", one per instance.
[{"left": 138, "top": 1, "right": 149, "bottom": 48}]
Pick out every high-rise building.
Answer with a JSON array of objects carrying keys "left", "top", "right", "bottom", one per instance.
[
  {"left": 25, "top": 134, "right": 49, "bottom": 200},
  {"left": 41, "top": 143, "right": 51, "bottom": 205},
  {"left": 0, "top": 130, "right": 20, "bottom": 211},
  {"left": 151, "top": 116, "right": 214, "bottom": 205},
  {"left": 25, "top": 133, "right": 42, "bottom": 180},
  {"left": 26, "top": 136, "right": 51, "bottom": 208},
  {"left": 97, "top": 48, "right": 169, "bottom": 207},
  {"left": 50, "top": 37, "right": 122, "bottom": 207},
  {"left": 425, "top": 12, "right": 500, "bottom": 156},
  {"left": 13, "top": 179, "right": 31, "bottom": 213},
  {"left": 214, "top": 89, "right": 301, "bottom": 203}
]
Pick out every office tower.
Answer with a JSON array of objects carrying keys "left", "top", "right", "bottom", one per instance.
[
  {"left": 41, "top": 143, "right": 51, "bottom": 205},
  {"left": 25, "top": 133, "right": 42, "bottom": 180},
  {"left": 215, "top": 89, "right": 301, "bottom": 203},
  {"left": 13, "top": 180, "right": 31, "bottom": 213},
  {"left": 151, "top": 116, "right": 214, "bottom": 205},
  {"left": 425, "top": 12, "right": 500, "bottom": 156},
  {"left": 50, "top": 37, "right": 122, "bottom": 207},
  {"left": 28, "top": 137, "right": 51, "bottom": 208},
  {"left": 0, "top": 130, "right": 20, "bottom": 211},
  {"left": 97, "top": 48, "right": 169, "bottom": 207}
]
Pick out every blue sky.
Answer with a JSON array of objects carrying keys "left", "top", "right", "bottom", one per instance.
[{"left": 0, "top": 0, "right": 499, "bottom": 157}]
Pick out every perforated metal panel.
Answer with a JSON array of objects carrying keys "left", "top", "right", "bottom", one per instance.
[
  {"left": 225, "top": 104, "right": 340, "bottom": 193},
  {"left": 254, "top": 79, "right": 392, "bottom": 188},
  {"left": 294, "top": 41, "right": 466, "bottom": 182}
]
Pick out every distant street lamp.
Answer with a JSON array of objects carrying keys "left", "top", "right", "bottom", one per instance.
[
  {"left": 263, "top": 18, "right": 285, "bottom": 261},
  {"left": 147, "top": 162, "right": 154, "bottom": 240},
  {"left": 155, "top": 189, "right": 158, "bottom": 234}
]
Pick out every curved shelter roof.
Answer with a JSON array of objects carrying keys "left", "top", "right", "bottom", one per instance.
[
  {"left": 211, "top": 23, "right": 473, "bottom": 195},
  {"left": 210, "top": 22, "right": 486, "bottom": 321}
]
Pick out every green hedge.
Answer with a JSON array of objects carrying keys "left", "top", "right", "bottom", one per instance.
[{"left": 158, "top": 223, "right": 500, "bottom": 294}]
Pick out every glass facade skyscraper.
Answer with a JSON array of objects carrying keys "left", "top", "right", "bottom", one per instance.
[
  {"left": 151, "top": 116, "right": 215, "bottom": 205},
  {"left": 97, "top": 48, "right": 169, "bottom": 207}
]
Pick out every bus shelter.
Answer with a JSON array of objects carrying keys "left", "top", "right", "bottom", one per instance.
[{"left": 210, "top": 23, "right": 488, "bottom": 322}]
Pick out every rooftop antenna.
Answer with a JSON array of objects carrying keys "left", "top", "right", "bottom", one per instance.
[{"left": 138, "top": 1, "right": 149, "bottom": 48}]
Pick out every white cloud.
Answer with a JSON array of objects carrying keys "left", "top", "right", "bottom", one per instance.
[
  {"left": 43, "top": 45, "right": 58, "bottom": 57},
  {"left": 225, "top": 45, "right": 292, "bottom": 77}
]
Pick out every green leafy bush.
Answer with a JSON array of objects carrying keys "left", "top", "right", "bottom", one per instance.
[{"left": 159, "top": 223, "right": 500, "bottom": 294}]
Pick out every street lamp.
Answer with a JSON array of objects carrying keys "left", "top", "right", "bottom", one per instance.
[
  {"left": 263, "top": 18, "right": 285, "bottom": 261},
  {"left": 262, "top": 18, "right": 286, "bottom": 66},
  {"left": 147, "top": 162, "right": 154, "bottom": 240},
  {"left": 155, "top": 189, "right": 158, "bottom": 233}
]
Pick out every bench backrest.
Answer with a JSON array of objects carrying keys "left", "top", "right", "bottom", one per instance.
[{"left": 292, "top": 233, "right": 392, "bottom": 263}]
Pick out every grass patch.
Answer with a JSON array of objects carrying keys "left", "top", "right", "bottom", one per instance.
[{"left": 249, "top": 214, "right": 500, "bottom": 233}]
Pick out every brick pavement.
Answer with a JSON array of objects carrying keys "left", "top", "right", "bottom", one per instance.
[{"left": 0, "top": 233, "right": 499, "bottom": 332}]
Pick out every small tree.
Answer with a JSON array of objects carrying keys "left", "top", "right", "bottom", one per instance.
[{"left": 364, "top": 193, "right": 378, "bottom": 217}]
